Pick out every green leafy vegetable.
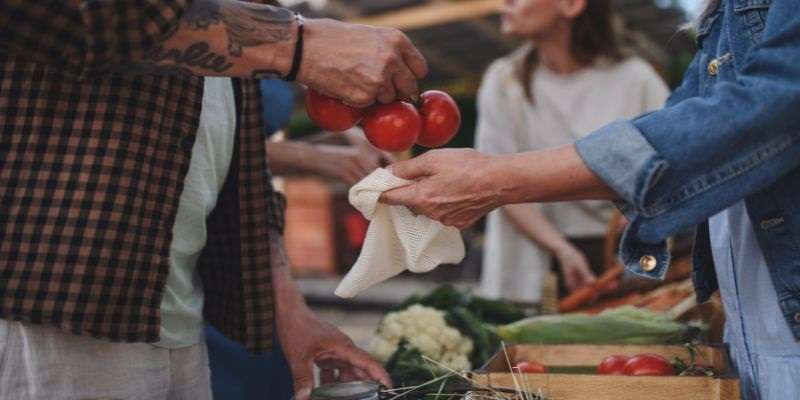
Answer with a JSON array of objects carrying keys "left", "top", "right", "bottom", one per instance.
[
  {"left": 444, "top": 307, "right": 500, "bottom": 367},
  {"left": 466, "top": 296, "right": 526, "bottom": 325},
  {"left": 385, "top": 342, "right": 466, "bottom": 399},
  {"left": 396, "top": 284, "right": 527, "bottom": 325}
]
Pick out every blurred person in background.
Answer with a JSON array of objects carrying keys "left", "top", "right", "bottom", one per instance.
[{"left": 477, "top": 0, "right": 668, "bottom": 303}]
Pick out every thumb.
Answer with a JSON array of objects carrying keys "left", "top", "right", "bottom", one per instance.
[
  {"left": 292, "top": 362, "right": 315, "bottom": 400},
  {"left": 387, "top": 156, "right": 433, "bottom": 181},
  {"left": 379, "top": 185, "right": 417, "bottom": 207}
]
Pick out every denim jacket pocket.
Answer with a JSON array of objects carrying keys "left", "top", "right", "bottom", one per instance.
[{"left": 733, "top": 0, "right": 772, "bottom": 43}]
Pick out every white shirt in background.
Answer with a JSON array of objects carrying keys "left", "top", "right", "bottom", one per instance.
[{"left": 476, "top": 49, "right": 669, "bottom": 302}]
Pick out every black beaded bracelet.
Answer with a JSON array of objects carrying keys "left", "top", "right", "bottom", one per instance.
[{"left": 283, "top": 13, "right": 305, "bottom": 82}]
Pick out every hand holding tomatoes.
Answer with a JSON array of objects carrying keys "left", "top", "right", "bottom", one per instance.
[{"left": 306, "top": 89, "right": 461, "bottom": 152}]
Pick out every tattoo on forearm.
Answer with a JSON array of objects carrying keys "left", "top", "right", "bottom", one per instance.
[
  {"left": 185, "top": 0, "right": 293, "bottom": 56},
  {"left": 123, "top": 42, "right": 233, "bottom": 76},
  {"left": 122, "top": 0, "right": 293, "bottom": 76},
  {"left": 145, "top": 42, "right": 234, "bottom": 72}
]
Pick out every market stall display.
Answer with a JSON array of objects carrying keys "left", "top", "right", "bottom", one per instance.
[
  {"left": 363, "top": 284, "right": 727, "bottom": 400},
  {"left": 474, "top": 343, "right": 740, "bottom": 400}
]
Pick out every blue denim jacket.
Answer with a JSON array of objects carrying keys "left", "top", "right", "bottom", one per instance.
[{"left": 575, "top": 0, "right": 800, "bottom": 340}]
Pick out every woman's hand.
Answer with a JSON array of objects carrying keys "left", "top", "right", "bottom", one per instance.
[
  {"left": 554, "top": 244, "right": 597, "bottom": 293},
  {"left": 312, "top": 141, "right": 394, "bottom": 186},
  {"left": 381, "top": 148, "right": 510, "bottom": 229},
  {"left": 381, "top": 145, "right": 617, "bottom": 229}
]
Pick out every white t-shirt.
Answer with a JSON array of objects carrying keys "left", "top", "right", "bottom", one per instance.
[
  {"left": 476, "top": 49, "right": 669, "bottom": 302},
  {"left": 154, "top": 77, "right": 236, "bottom": 348}
]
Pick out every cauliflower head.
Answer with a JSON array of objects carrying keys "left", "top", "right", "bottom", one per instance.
[{"left": 368, "top": 305, "right": 474, "bottom": 371}]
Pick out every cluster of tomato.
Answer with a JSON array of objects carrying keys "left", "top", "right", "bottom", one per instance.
[
  {"left": 514, "top": 353, "right": 681, "bottom": 376},
  {"left": 305, "top": 89, "right": 461, "bottom": 152},
  {"left": 597, "top": 354, "right": 675, "bottom": 376}
]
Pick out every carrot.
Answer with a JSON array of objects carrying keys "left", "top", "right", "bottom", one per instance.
[{"left": 559, "top": 265, "right": 624, "bottom": 313}]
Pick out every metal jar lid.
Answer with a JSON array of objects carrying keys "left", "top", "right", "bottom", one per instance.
[{"left": 310, "top": 381, "right": 381, "bottom": 400}]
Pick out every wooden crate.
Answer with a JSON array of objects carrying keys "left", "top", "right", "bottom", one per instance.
[{"left": 472, "top": 344, "right": 740, "bottom": 400}]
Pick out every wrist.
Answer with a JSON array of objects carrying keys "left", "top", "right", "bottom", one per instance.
[
  {"left": 551, "top": 242, "right": 576, "bottom": 258},
  {"left": 282, "top": 13, "right": 305, "bottom": 81},
  {"left": 491, "top": 153, "right": 527, "bottom": 205},
  {"left": 293, "top": 18, "right": 319, "bottom": 84},
  {"left": 267, "top": 14, "right": 300, "bottom": 78},
  {"left": 293, "top": 142, "right": 326, "bottom": 175},
  {"left": 305, "top": 146, "right": 336, "bottom": 177}
]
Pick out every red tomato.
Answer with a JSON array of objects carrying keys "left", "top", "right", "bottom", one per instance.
[
  {"left": 361, "top": 102, "right": 422, "bottom": 152},
  {"left": 305, "top": 89, "right": 364, "bottom": 132},
  {"left": 514, "top": 361, "right": 547, "bottom": 374},
  {"left": 623, "top": 354, "right": 676, "bottom": 376},
  {"left": 417, "top": 90, "right": 461, "bottom": 148},
  {"left": 344, "top": 211, "right": 369, "bottom": 248},
  {"left": 597, "top": 355, "right": 630, "bottom": 375}
]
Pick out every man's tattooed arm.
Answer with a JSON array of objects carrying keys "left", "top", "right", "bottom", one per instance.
[
  {"left": 268, "top": 228, "right": 309, "bottom": 313},
  {"left": 124, "top": 0, "right": 295, "bottom": 77},
  {"left": 186, "top": 1, "right": 293, "bottom": 56}
]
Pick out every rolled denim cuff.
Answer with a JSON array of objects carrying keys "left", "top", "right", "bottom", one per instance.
[
  {"left": 617, "top": 220, "right": 670, "bottom": 280},
  {"left": 575, "top": 119, "right": 670, "bottom": 217}
]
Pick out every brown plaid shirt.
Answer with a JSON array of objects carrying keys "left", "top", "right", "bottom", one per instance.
[{"left": 0, "top": 0, "right": 284, "bottom": 352}]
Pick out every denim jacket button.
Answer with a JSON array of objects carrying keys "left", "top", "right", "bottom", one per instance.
[
  {"left": 794, "top": 313, "right": 800, "bottom": 323},
  {"left": 707, "top": 59, "right": 720, "bottom": 76},
  {"left": 640, "top": 255, "right": 658, "bottom": 272}
]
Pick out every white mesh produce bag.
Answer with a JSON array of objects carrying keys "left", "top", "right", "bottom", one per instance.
[{"left": 335, "top": 168, "right": 465, "bottom": 298}]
